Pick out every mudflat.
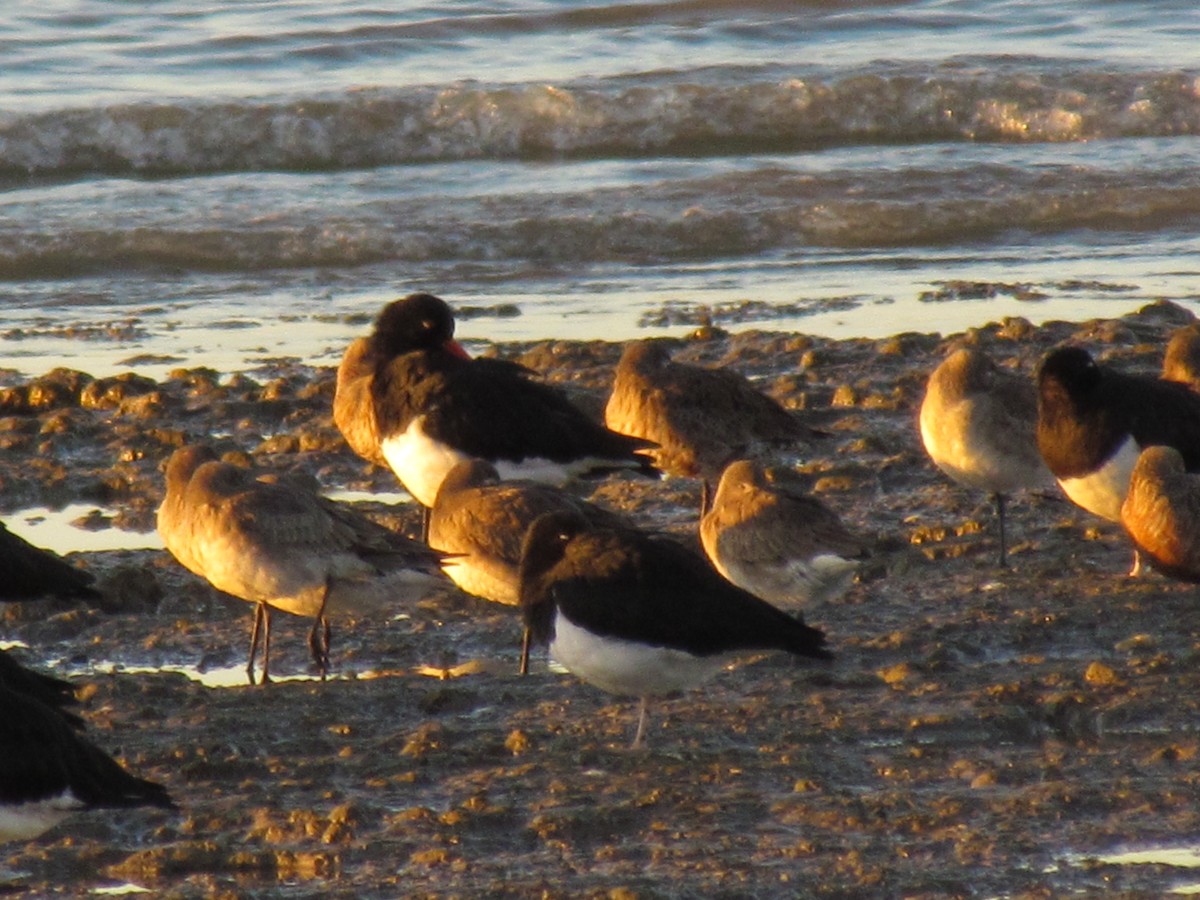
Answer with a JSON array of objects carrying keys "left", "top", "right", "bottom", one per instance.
[{"left": 3, "top": 302, "right": 1199, "bottom": 897}]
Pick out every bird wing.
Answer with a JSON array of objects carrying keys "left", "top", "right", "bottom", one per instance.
[{"left": 550, "top": 530, "right": 830, "bottom": 659}]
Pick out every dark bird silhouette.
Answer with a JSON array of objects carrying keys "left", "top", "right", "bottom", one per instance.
[
  {"left": 0, "top": 684, "right": 175, "bottom": 842},
  {"left": 519, "top": 511, "right": 832, "bottom": 748},
  {"left": 0, "top": 522, "right": 100, "bottom": 603},
  {"left": 0, "top": 650, "right": 80, "bottom": 728}
]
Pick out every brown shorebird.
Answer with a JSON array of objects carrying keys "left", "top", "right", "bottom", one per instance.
[
  {"left": 0, "top": 521, "right": 100, "bottom": 602},
  {"left": 428, "top": 458, "right": 629, "bottom": 674},
  {"left": 1121, "top": 445, "right": 1200, "bottom": 582},
  {"left": 0, "top": 679, "right": 174, "bottom": 842},
  {"left": 919, "top": 347, "right": 1052, "bottom": 566},
  {"left": 366, "top": 294, "right": 656, "bottom": 535},
  {"left": 1037, "top": 345, "right": 1200, "bottom": 574},
  {"left": 1162, "top": 322, "right": 1200, "bottom": 392},
  {"left": 604, "top": 340, "right": 813, "bottom": 512},
  {"left": 519, "top": 511, "right": 831, "bottom": 748},
  {"left": 333, "top": 336, "right": 387, "bottom": 467},
  {"left": 158, "top": 444, "right": 448, "bottom": 684},
  {"left": 429, "top": 458, "right": 627, "bottom": 608},
  {"left": 700, "top": 459, "right": 868, "bottom": 612}
]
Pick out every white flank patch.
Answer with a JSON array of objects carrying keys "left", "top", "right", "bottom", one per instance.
[
  {"left": 550, "top": 613, "right": 723, "bottom": 698},
  {"left": 0, "top": 790, "right": 81, "bottom": 841},
  {"left": 717, "top": 553, "right": 857, "bottom": 612},
  {"left": 1057, "top": 435, "right": 1141, "bottom": 523},
  {"left": 380, "top": 417, "right": 472, "bottom": 507}
]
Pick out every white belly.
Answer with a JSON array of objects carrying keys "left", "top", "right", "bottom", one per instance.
[
  {"left": 381, "top": 417, "right": 473, "bottom": 507},
  {"left": 549, "top": 613, "right": 723, "bottom": 699},
  {"left": 717, "top": 553, "right": 858, "bottom": 611},
  {"left": 1057, "top": 435, "right": 1141, "bottom": 523},
  {"left": 0, "top": 791, "right": 80, "bottom": 841}
]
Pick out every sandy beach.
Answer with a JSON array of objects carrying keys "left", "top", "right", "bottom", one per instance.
[{"left": 3, "top": 302, "right": 1200, "bottom": 897}]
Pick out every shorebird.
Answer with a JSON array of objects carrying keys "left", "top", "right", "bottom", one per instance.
[
  {"left": 366, "top": 294, "right": 656, "bottom": 531},
  {"left": 429, "top": 458, "right": 627, "bottom": 609},
  {"left": 0, "top": 650, "right": 80, "bottom": 727},
  {"left": 1121, "top": 445, "right": 1200, "bottom": 582},
  {"left": 429, "top": 458, "right": 629, "bottom": 674},
  {"left": 919, "top": 347, "right": 1052, "bottom": 566},
  {"left": 519, "top": 511, "right": 832, "bottom": 748},
  {"left": 700, "top": 459, "right": 868, "bottom": 611},
  {"left": 0, "top": 683, "right": 175, "bottom": 842},
  {"left": 158, "top": 444, "right": 448, "bottom": 684},
  {"left": 1037, "top": 345, "right": 1200, "bottom": 574},
  {"left": 1162, "top": 322, "right": 1200, "bottom": 392},
  {"left": 333, "top": 336, "right": 387, "bottom": 466},
  {"left": 0, "top": 521, "right": 100, "bottom": 602},
  {"left": 604, "top": 340, "right": 813, "bottom": 511}
]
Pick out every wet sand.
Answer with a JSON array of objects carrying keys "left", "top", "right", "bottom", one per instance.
[{"left": 4, "top": 302, "right": 1200, "bottom": 897}]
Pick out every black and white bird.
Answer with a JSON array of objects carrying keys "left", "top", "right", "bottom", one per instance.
[
  {"left": 0, "top": 682, "right": 175, "bottom": 842},
  {"left": 604, "top": 340, "right": 814, "bottom": 512},
  {"left": 0, "top": 650, "right": 80, "bottom": 728},
  {"left": 158, "top": 444, "right": 448, "bottom": 684},
  {"left": 700, "top": 459, "right": 869, "bottom": 612},
  {"left": 519, "top": 511, "right": 832, "bottom": 748},
  {"left": 0, "top": 521, "right": 100, "bottom": 603},
  {"left": 1037, "top": 345, "right": 1200, "bottom": 574},
  {"left": 919, "top": 348, "right": 1052, "bottom": 566},
  {"left": 365, "top": 294, "right": 656, "bottom": 525}
]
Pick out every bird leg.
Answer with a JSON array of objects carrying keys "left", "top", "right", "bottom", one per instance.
[
  {"left": 308, "top": 579, "right": 333, "bottom": 679},
  {"left": 630, "top": 697, "right": 651, "bottom": 750},
  {"left": 519, "top": 626, "right": 531, "bottom": 676},
  {"left": 421, "top": 505, "right": 432, "bottom": 544},
  {"left": 993, "top": 492, "right": 1009, "bottom": 568},
  {"left": 1129, "top": 547, "right": 1143, "bottom": 578},
  {"left": 247, "top": 601, "right": 273, "bottom": 686}
]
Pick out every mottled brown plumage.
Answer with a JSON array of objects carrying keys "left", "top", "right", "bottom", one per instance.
[
  {"left": 604, "top": 340, "right": 812, "bottom": 507},
  {"left": 700, "top": 459, "right": 868, "bottom": 612},
  {"left": 429, "top": 458, "right": 626, "bottom": 608}
]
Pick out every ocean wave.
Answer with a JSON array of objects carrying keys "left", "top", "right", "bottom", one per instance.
[
  {"left": 0, "top": 66, "right": 1197, "bottom": 178},
  {"left": 1, "top": 164, "right": 1199, "bottom": 278}
]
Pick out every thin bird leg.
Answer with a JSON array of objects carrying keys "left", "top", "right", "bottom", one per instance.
[
  {"left": 308, "top": 579, "right": 332, "bottom": 679},
  {"left": 261, "top": 605, "right": 273, "bottom": 685},
  {"left": 630, "top": 697, "right": 651, "bottom": 750},
  {"left": 519, "top": 626, "right": 532, "bottom": 676},
  {"left": 994, "top": 492, "right": 1008, "bottom": 568},
  {"left": 421, "top": 505, "right": 432, "bottom": 544},
  {"left": 247, "top": 601, "right": 266, "bottom": 686},
  {"left": 1129, "top": 547, "right": 1143, "bottom": 578}
]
